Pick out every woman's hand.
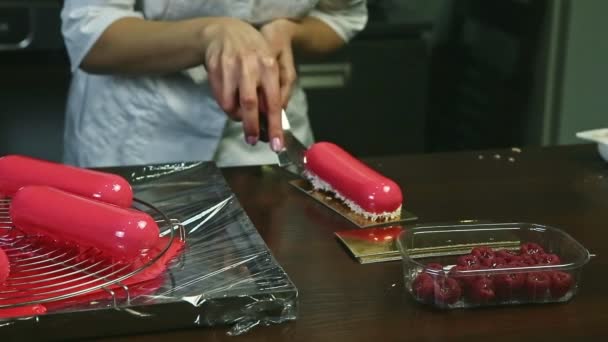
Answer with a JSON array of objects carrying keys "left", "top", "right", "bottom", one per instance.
[
  {"left": 259, "top": 19, "right": 299, "bottom": 108},
  {"left": 200, "top": 17, "right": 283, "bottom": 151}
]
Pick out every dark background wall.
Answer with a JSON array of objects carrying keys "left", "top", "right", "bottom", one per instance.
[
  {"left": 3, "top": 0, "right": 591, "bottom": 164},
  {"left": 1, "top": 1, "right": 68, "bottom": 162},
  {"left": 0, "top": 51, "right": 69, "bottom": 161}
]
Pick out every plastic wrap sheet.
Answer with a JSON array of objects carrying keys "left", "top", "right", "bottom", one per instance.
[{"left": 1, "top": 162, "right": 298, "bottom": 340}]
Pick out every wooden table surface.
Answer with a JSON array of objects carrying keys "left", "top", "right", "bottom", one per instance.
[{"left": 99, "top": 144, "right": 608, "bottom": 341}]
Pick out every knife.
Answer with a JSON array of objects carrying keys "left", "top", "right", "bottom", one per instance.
[{"left": 259, "top": 109, "right": 308, "bottom": 177}]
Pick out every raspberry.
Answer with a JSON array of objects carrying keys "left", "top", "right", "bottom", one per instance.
[
  {"left": 471, "top": 246, "right": 495, "bottom": 258},
  {"left": 481, "top": 257, "right": 507, "bottom": 268},
  {"left": 479, "top": 258, "right": 492, "bottom": 267},
  {"left": 456, "top": 255, "right": 480, "bottom": 267},
  {"left": 412, "top": 272, "right": 435, "bottom": 302},
  {"left": 525, "top": 272, "right": 552, "bottom": 299},
  {"left": 434, "top": 278, "right": 462, "bottom": 305},
  {"left": 533, "top": 253, "right": 561, "bottom": 266},
  {"left": 507, "top": 261, "right": 528, "bottom": 268},
  {"left": 550, "top": 271, "right": 573, "bottom": 298},
  {"left": 469, "top": 277, "right": 496, "bottom": 303},
  {"left": 494, "top": 268, "right": 526, "bottom": 299},
  {"left": 449, "top": 264, "right": 479, "bottom": 289},
  {"left": 471, "top": 247, "right": 495, "bottom": 266},
  {"left": 520, "top": 242, "right": 544, "bottom": 256},
  {"left": 521, "top": 255, "right": 537, "bottom": 266},
  {"left": 475, "top": 266, "right": 497, "bottom": 285},
  {"left": 505, "top": 255, "right": 523, "bottom": 264},
  {"left": 495, "top": 249, "right": 518, "bottom": 259}
]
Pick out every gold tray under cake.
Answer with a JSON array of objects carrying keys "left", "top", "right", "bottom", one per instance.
[{"left": 289, "top": 179, "right": 418, "bottom": 228}]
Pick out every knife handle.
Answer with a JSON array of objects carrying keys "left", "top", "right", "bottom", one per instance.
[
  {"left": 255, "top": 86, "right": 288, "bottom": 144},
  {"left": 257, "top": 87, "right": 271, "bottom": 142},
  {"left": 259, "top": 114, "right": 270, "bottom": 143},
  {"left": 253, "top": 89, "right": 289, "bottom": 143}
]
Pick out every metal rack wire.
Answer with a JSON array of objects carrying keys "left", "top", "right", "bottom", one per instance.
[{"left": 0, "top": 197, "right": 185, "bottom": 311}]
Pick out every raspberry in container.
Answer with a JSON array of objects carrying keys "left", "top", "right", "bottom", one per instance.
[{"left": 396, "top": 222, "right": 592, "bottom": 309}]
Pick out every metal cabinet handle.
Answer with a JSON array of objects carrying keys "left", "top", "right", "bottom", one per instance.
[
  {"left": 0, "top": 6, "right": 34, "bottom": 51},
  {"left": 297, "top": 63, "right": 352, "bottom": 89}
]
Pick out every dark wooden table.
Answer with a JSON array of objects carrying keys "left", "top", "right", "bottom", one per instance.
[{"left": 100, "top": 144, "right": 608, "bottom": 341}]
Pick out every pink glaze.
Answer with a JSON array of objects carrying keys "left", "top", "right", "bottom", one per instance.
[
  {"left": 304, "top": 142, "right": 403, "bottom": 214},
  {"left": 10, "top": 186, "right": 159, "bottom": 260},
  {"left": 0, "top": 247, "right": 9, "bottom": 284},
  {"left": 0, "top": 155, "right": 132, "bottom": 208},
  {"left": 0, "top": 304, "right": 46, "bottom": 319}
]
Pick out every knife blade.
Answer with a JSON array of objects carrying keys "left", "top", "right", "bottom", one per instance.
[{"left": 259, "top": 109, "right": 308, "bottom": 177}]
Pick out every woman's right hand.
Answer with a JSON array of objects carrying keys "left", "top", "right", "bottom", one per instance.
[{"left": 199, "top": 17, "right": 284, "bottom": 152}]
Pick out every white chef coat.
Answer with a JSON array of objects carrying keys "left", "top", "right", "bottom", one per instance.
[{"left": 60, "top": 0, "right": 367, "bottom": 167}]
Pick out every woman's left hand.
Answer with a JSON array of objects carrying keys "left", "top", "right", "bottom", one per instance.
[{"left": 259, "top": 19, "right": 299, "bottom": 108}]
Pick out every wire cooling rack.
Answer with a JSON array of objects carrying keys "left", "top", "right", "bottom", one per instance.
[{"left": 0, "top": 197, "right": 185, "bottom": 310}]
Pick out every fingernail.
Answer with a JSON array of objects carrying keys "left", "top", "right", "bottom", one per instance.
[
  {"left": 271, "top": 137, "right": 283, "bottom": 152},
  {"left": 246, "top": 136, "right": 258, "bottom": 146}
]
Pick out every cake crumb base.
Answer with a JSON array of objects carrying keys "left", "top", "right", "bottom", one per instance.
[{"left": 304, "top": 171, "right": 402, "bottom": 222}]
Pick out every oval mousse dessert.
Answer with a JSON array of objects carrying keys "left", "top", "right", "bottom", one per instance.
[
  {"left": 0, "top": 155, "right": 133, "bottom": 208},
  {"left": 304, "top": 142, "right": 403, "bottom": 221}
]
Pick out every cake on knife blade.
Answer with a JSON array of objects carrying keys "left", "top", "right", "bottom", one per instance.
[
  {"left": 271, "top": 112, "right": 416, "bottom": 227},
  {"left": 303, "top": 142, "right": 402, "bottom": 221}
]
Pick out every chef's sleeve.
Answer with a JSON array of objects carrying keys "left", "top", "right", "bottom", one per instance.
[
  {"left": 61, "top": 0, "right": 143, "bottom": 72},
  {"left": 308, "top": 0, "right": 368, "bottom": 42}
]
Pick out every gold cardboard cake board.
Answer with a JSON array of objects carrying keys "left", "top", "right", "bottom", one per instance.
[
  {"left": 334, "top": 226, "right": 403, "bottom": 264},
  {"left": 334, "top": 225, "right": 521, "bottom": 264},
  {"left": 289, "top": 179, "right": 418, "bottom": 228}
]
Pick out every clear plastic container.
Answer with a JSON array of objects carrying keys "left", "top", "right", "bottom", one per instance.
[{"left": 396, "top": 222, "right": 591, "bottom": 309}]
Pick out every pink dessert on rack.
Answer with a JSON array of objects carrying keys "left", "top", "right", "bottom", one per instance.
[
  {"left": 0, "top": 247, "right": 9, "bottom": 285},
  {"left": 0, "top": 154, "right": 133, "bottom": 208},
  {"left": 10, "top": 186, "right": 159, "bottom": 260},
  {"left": 304, "top": 142, "right": 403, "bottom": 221}
]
